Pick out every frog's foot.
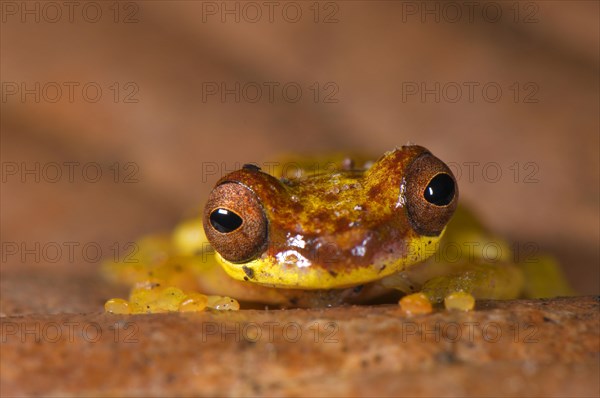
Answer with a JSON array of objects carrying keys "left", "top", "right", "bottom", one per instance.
[
  {"left": 399, "top": 293, "right": 433, "bottom": 315},
  {"left": 443, "top": 291, "right": 475, "bottom": 311},
  {"left": 104, "top": 282, "right": 240, "bottom": 314},
  {"left": 398, "top": 291, "right": 476, "bottom": 314}
]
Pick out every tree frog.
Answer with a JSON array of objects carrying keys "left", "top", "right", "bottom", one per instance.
[{"left": 103, "top": 145, "right": 572, "bottom": 314}]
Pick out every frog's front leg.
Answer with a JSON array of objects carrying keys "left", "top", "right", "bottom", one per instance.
[
  {"left": 102, "top": 219, "right": 244, "bottom": 314},
  {"left": 383, "top": 261, "right": 525, "bottom": 315},
  {"left": 103, "top": 218, "right": 297, "bottom": 313}
]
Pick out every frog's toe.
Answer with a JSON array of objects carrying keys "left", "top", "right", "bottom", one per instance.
[
  {"left": 104, "top": 298, "right": 131, "bottom": 314},
  {"left": 206, "top": 296, "right": 240, "bottom": 311},
  {"left": 179, "top": 292, "right": 209, "bottom": 312},
  {"left": 399, "top": 292, "right": 433, "bottom": 315},
  {"left": 178, "top": 293, "right": 240, "bottom": 311},
  {"left": 443, "top": 291, "right": 475, "bottom": 311}
]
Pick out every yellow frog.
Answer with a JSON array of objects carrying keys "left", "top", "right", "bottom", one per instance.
[{"left": 103, "top": 145, "right": 572, "bottom": 314}]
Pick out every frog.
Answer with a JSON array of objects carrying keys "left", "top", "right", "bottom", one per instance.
[{"left": 102, "top": 144, "right": 573, "bottom": 314}]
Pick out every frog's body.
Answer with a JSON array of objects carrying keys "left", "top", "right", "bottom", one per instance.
[{"left": 103, "top": 145, "right": 572, "bottom": 314}]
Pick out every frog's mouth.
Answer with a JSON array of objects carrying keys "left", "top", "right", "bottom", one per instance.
[{"left": 214, "top": 230, "right": 444, "bottom": 290}]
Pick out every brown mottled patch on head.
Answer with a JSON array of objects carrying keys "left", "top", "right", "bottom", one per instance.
[
  {"left": 333, "top": 217, "right": 352, "bottom": 234},
  {"left": 367, "top": 184, "right": 382, "bottom": 199},
  {"left": 325, "top": 192, "right": 339, "bottom": 201}
]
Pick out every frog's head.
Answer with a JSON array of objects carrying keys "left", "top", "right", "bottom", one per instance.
[{"left": 203, "top": 145, "right": 458, "bottom": 289}]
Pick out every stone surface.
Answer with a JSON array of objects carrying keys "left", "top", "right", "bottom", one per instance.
[{"left": 1, "top": 296, "right": 598, "bottom": 397}]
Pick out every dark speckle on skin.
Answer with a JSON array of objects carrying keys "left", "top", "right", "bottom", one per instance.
[
  {"left": 242, "top": 266, "right": 255, "bottom": 279},
  {"left": 367, "top": 184, "right": 382, "bottom": 199},
  {"left": 242, "top": 163, "right": 261, "bottom": 171},
  {"left": 328, "top": 270, "right": 338, "bottom": 277}
]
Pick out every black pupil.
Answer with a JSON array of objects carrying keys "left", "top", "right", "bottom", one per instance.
[
  {"left": 423, "top": 173, "right": 455, "bottom": 206},
  {"left": 210, "top": 208, "right": 243, "bottom": 233}
]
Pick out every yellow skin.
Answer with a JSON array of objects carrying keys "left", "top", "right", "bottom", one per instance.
[{"left": 103, "top": 145, "right": 572, "bottom": 314}]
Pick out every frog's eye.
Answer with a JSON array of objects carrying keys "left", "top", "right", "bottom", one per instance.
[
  {"left": 405, "top": 153, "right": 458, "bottom": 236},
  {"left": 203, "top": 182, "right": 268, "bottom": 263}
]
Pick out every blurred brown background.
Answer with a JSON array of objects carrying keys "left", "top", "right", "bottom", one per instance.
[{"left": 1, "top": 1, "right": 598, "bottom": 315}]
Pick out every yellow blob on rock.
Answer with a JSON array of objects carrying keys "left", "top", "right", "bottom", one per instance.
[
  {"left": 104, "top": 298, "right": 130, "bottom": 314},
  {"left": 179, "top": 292, "right": 209, "bottom": 312},
  {"left": 444, "top": 292, "right": 476, "bottom": 311},
  {"left": 399, "top": 293, "right": 433, "bottom": 315}
]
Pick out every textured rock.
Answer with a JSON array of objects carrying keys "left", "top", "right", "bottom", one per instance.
[{"left": 1, "top": 296, "right": 598, "bottom": 396}]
